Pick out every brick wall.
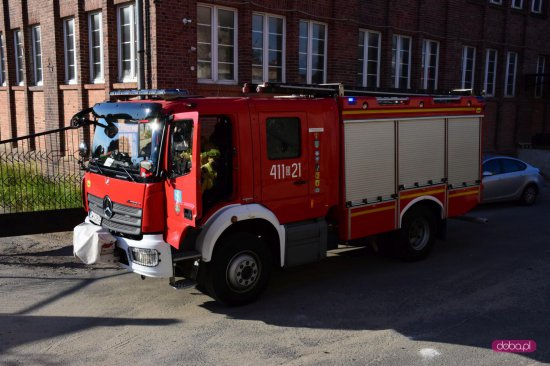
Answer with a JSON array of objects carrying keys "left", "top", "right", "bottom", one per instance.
[{"left": 0, "top": 0, "right": 549, "bottom": 153}]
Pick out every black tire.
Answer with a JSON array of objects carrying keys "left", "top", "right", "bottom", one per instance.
[
  {"left": 202, "top": 232, "right": 272, "bottom": 306},
  {"left": 394, "top": 206, "right": 437, "bottom": 262},
  {"left": 520, "top": 184, "right": 538, "bottom": 206}
]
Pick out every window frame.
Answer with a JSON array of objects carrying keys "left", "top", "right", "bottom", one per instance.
[
  {"left": 14, "top": 30, "right": 24, "bottom": 86},
  {"left": 535, "top": 55, "right": 545, "bottom": 98},
  {"left": 484, "top": 49, "right": 498, "bottom": 97},
  {"left": 392, "top": 34, "right": 412, "bottom": 89},
  {"left": 421, "top": 39, "right": 440, "bottom": 90},
  {"left": 251, "top": 12, "right": 286, "bottom": 84},
  {"left": 511, "top": 0, "right": 524, "bottom": 9},
  {"left": 31, "top": 25, "right": 43, "bottom": 86},
  {"left": 63, "top": 18, "right": 78, "bottom": 85},
  {"left": 0, "top": 32, "right": 5, "bottom": 86},
  {"left": 504, "top": 51, "right": 518, "bottom": 97},
  {"left": 197, "top": 4, "right": 238, "bottom": 84},
  {"left": 531, "top": 0, "right": 543, "bottom": 13},
  {"left": 89, "top": 12, "right": 104, "bottom": 84},
  {"left": 358, "top": 29, "right": 381, "bottom": 88},
  {"left": 299, "top": 19, "right": 328, "bottom": 84},
  {"left": 117, "top": 4, "right": 137, "bottom": 83},
  {"left": 461, "top": 46, "right": 476, "bottom": 90}
]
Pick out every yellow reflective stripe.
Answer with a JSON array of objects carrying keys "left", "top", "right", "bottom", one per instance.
[
  {"left": 400, "top": 188, "right": 445, "bottom": 200},
  {"left": 342, "top": 107, "right": 477, "bottom": 116},
  {"left": 449, "top": 190, "right": 479, "bottom": 198},
  {"left": 351, "top": 205, "right": 395, "bottom": 218}
]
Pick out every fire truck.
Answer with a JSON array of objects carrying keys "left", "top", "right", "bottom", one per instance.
[{"left": 72, "top": 84, "right": 484, "bottom": 305}]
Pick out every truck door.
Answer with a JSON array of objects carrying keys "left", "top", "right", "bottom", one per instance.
[
  {"left": 259, "top": 112, "right": 310, "bottom": 223},
  {"left": 164, "top": 112, "right": 201, "bottom": 248}
]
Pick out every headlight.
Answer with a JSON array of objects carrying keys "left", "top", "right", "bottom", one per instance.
[{"left": 129, "top": 247, "right": 159, "bottom": 267}]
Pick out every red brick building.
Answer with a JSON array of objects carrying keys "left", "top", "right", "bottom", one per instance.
[{"left": 0, "top": 0, "right": 548, "bottom": 152}]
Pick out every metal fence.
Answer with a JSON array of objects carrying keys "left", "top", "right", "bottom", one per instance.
[{"left": 0, "top": 127, "right": 84, "bottom": 214}]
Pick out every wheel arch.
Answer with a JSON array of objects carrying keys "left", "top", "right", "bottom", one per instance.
[
  {"left": 196, "top": 204, "right": 285, "bottom": 266},
  {"left": 399, "top": 196, "right": 444, "bottom": 228}
]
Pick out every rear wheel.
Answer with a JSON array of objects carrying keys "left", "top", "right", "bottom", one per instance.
[
  {"left": 394, "top": 206, "right": 437, "bottom": 261},
  {"left": 520, "top": 185, "right": 538, "bottom": 206},
  {"left": 201, "top": 232, "right": 272, "bottom": 306}
]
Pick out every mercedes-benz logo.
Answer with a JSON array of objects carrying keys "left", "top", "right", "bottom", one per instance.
[{"left": 103, "top": 196, "right": 114, "bottom": 219}]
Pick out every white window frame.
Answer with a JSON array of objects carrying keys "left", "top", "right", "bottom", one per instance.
[
  {"left": 504, "top": 51, "right": 518, "bottom": 97},
  {"left": 461, "top": 46, "right": 476, "bottom": 90},
  {"left": 392, "top": 34, "right": 412, "bottom": 89},
  {"left": 197, "top": 4, "right": 238, "bottom": 84},
  {"left": 511, "top": 0, "right": 524, "bottom": 9},
  {"left": 358, "top": 29, "right": 381, "bottom": 88},
  {"left": 14, "top": 30, "right": 24, "bottom": 85},
  {"left": 421, "top": 39, "right": 440, "bottom": 90},
  {"left": 64, "top": 18, "right": 78, "bottom": 84},
  {"left": 89, "top": 12, "right": 104, "bottom": 83},
  {"left": 489, "top": 0, "right": 502, "bottom": 4},
  {"left": 0, "top": 32, "right": 5, "bottom": 86},
  {"left": 31, "top": 26, "right": 43, "bottom": 86},
  {"left": 532, "top": 0, "right": 543, "bottom": 13},
  {"left": 299, "top": 20, "right": 328, "bottom": 84},
  {"left": 484, "top": 49, "right": 498, "bottom": 97},
  {"left": 535, "top": 55, "right": 545, "bottom": 98},
  {"left": 252, "top": 13, "right": 285, "bottom": 84},
  {"left": 117, "top": 4, "right": 137, "bottom": 82}
]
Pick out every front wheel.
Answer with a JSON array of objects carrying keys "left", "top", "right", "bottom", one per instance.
[
  {"left": 394, "top": 206, "right": 437, "bottom": 261},
  {"left": 202, "top": 233, "right": 272, "bottom": 306}
]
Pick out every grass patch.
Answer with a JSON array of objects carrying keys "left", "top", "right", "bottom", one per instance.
[{"left": 0, "top": 162, "right": 82, "bottom": 213}]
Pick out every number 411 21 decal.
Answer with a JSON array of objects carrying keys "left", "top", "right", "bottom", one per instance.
[{"left": 270, "top": 163, "right": 302, "bottom": 180}]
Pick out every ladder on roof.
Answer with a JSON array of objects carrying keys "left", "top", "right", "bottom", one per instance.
[{"left": 246, "top": 82, "right": 478, "bottom": 100}]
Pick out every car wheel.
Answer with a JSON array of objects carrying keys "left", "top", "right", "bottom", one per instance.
[
  {"left": 394, "top": 206, "right": 437, "bottom": 262},
  {"left": 520, "top": 184, "right": 538, "bottom": 206},
  {"left": 202, "top": 232, "right": 272, "bottom": 306}
]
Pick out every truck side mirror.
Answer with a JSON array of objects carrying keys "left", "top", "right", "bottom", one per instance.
[
  {"left": 105, "top": 124, "right": 119, "bottom": 138},
  {"left": 79, "top": 142, "right": 89, "bottom": 157}
]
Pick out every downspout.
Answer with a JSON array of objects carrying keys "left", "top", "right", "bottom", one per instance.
[{"left": 136, "top": 0, "right": 145, "bottom": 93}]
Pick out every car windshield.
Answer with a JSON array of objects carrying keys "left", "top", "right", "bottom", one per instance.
[{"left": 91, "top": 117, "right": 165, "bottom": 173}]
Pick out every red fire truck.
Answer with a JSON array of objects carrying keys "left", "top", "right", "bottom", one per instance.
[{"left": 73, "top": 84, "right": 484, "bottom": 305}]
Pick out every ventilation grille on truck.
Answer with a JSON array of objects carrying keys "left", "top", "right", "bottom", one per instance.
[{"left": 88, "top": 194, "right": 143, "bottom": 236}]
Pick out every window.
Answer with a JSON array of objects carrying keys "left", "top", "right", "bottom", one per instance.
[
  {"left": 461, "top": 46, "right": 476, "bottom": 90},
  {"left": 170, "top": 120, "right": 194, "bottom": 177},
  {"left": 299, "top": 20, "right": 327, "bottom": 84},
  {"left": 504, "top": 51, "right": 518, "bottom": 97},
  {"left": 89, "top": 12, "right": 104, "bottom": 83},
  {"left": 489, "top": 0, "right": 502, "bottom": 4},
  {"left": 252, "top": 13, "right": 284, "bottom": 83},
  {"left": 532, "top": 0, "right": 543, "bottom": 13},
  {"left": 31, "top": 26, "right": 43, "bottom": 85},
  {"left": 357, "top": 30, "right": 381, "bottom": 87},
  {"left": 484, "top": 49, "right": 498, "bottom": 96},
  {"left": 535, "top": 55, "right": 545, "bottom": 98},
  {"left": 266, "top": 117, "right": 301, "bottom": 159},
  {"left": 392, "top": 35, "right": 411, "bottom": 89},
  {"left": 512, "top": 0, "right": 524, "bottom": 9},
  {"left": 0, "top": 32, "right": 5, "bottom": 86},
  {"left": 14, "top": 30, "right": 24, "bottom": 85},
  {"left": 501, "top": 158, "right": 526, "bottom": 173},
  {"left": 117, "top": 4, "right": 137, "bottom": 82},
  {"left": 483, "top": 159, "right": 501, "bottom": 175},
  {"left": 197, "top": 5, "right": 237, "bottom": 83},
  {"left": 64, "top": 18, "right": 77, "bottom": 84},
  {"left": 421, "top": 39, "right": 439, "bottom": 90}
]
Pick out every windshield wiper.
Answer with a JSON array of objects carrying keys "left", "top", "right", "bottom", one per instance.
[
  {"left": 117, "top": 165, "right": 136, "bottom": 183},
  {"left": 88, "top": 159, "right": 104, "bottom": 174}
]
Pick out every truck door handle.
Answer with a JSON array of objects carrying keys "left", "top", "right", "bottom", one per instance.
[{"left": 294, "top": 180, "right": 307, "bottom": 185}]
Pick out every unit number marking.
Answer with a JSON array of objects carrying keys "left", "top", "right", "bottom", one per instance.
[{"left": 270, "top": 163, "right": 302, "bottom": 180}]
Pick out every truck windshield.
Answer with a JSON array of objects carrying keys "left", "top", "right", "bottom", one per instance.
[{"left": 91, "top": 117, "right": 165, "bottom": 174}]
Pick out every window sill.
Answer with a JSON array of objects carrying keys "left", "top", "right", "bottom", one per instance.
[
  {"left": 84, "top": 83, "right": 105, "bottom": 90},
  {"left": 198, "top": 79, "right": 239, "bottom": 86},
  {"left": 11, "top": 86, "right": 26, "bottom": 91},
  {"left": 113, "top": 82, "right": 137, "bottom": 89},
  {"left": 59, "top": 84, "right": 79, "bottom": 90},
  {"left": 29, "top": 86, "right": 43, "bottom": 92},
  {"left": 0, "top": 86, "right": 7, "bottom": 91}
]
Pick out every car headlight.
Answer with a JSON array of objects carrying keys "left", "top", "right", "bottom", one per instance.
[{"left": 129, "top": 247, "right": 159, "bottom": 267}]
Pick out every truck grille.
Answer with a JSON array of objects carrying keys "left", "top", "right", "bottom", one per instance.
[{"left": 88, "top": 194, "right": 143, "bottom": 236}]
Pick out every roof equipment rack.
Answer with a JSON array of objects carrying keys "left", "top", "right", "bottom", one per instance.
[{"left": 109, "top": 89, "right": 190, "bottom": 100}]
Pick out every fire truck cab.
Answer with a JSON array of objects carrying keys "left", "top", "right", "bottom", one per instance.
[{"left": 74, "top": 85, "right": 484, "bottom": 305}]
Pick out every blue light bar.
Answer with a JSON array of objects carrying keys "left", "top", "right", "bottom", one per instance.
[{"left": 347, "top": 97, "right": 357, "bottom": 105}]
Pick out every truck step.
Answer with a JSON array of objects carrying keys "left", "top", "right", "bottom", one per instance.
[{"left": 170, "top": 278, "right": 196, "bottom": 290}]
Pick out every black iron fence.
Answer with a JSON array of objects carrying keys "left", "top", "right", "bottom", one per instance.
[{"left": 0, "top": 127, "right": 84, "bottom": 214}]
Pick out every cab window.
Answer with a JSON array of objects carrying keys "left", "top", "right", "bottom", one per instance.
[{"left": 266, "top": 117, "right": 301, "bottom": 159}]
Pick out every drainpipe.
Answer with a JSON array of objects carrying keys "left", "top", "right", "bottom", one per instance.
[{"left": 136, "top": 0, "right": 145, "bottom": 93}]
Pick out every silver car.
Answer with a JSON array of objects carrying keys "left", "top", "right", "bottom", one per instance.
[{"left": 482, "top": 156, "right": 544, "bottom": 205}]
